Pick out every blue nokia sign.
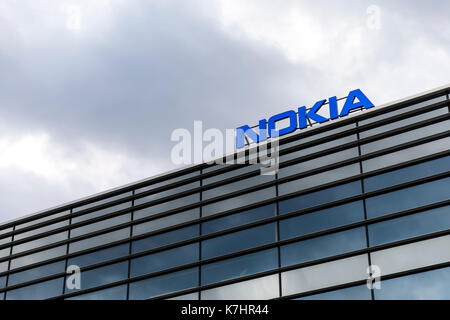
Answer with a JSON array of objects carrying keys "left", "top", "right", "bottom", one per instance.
[{"left": 236, "top": 89, "right": 375, "bottom": 149}]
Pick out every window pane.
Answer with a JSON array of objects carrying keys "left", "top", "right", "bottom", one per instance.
[
  {"left": 281, "top": 227, "right": 367, "bottom": 267},
  {"left": 14, "top": 220, "right": 69, "bottom": 241},
  {"left": 202, "top": 204, "right": 276, "bottom": 235},
  {"left": 136, "top": 181, "right": 200, "bottom": 203},
  {"left": 279, "top": 148, "right": 359, "bottom": 179},
  {"left": 279, "top": 181, "right": 362, "bottom": 215},
  {"left": 15, "top": 211, "right": 69, "bottom": 230},
  {"left": 362, "top": 137, "right": 450, "bottom": 172},
  {"left": 66, "top": 261, "right": 128, "bottom": 293},
  {"left": 73, "top": 192, "right": 132, "bottom": 213},
  {"left": 68, "top": 243, "right": 129, "bottom": 268},
  {"left": 360, "top": 107, "right": 448, "bottom": 139},
  {"left": 374, "top": 267, "right": 450, "bottom": 300},
  {"left": 369, "top": 206, "right": 450, "bottom": 246},
  {"left": 361, "top": 120, "right": 449, "bottom": 155},
  {"left": 132, "top": 225, "right": 199, "bottom": 254},
  {"left": 12, "top": 231, "right": 68, "bottom": 255},
  {"left": 298, "top": 285, "right": 371, "bottom": 300},
  {"left": 129, "top": 267, "right": 198, "bottom": 300},
  {"left": 281, "top": 254, "right": 368, "bottom": 296},
  {"left": 133, "top": 209, "right": 199, "bottom": 236},
  {"left": 0, "top": 247, "right": 10, "bottom": 258},
  {"left": 201, "top": 274, "right": 279, "bottom": 300},
  {"left": 203, "top": 164, "right": 264, "bottom": 185},
  {"left": 364, "top": 156, "right": 450, "bottom": 192},
  {"left": 6, "top": 277, "right": 64, "bottom": 300},
  {"left": 359, "top": 95, "right": 446, "bottom": 125},
  {"left": 202, "top": 187, "right": 276, "bottom": 217},
  {"left": 8, "top": 260, "right": 65, "bottom": 286},
  {"left": 203, "top": 174, "right": 274, "bottom": 200},
  {"left": 0, "top": 276, "right": 6, "bottom": 289},
  {"left": 279, "top": 164, "right": 361, "bottom": 196},
  {"left": 202, "top": 248, "right": 278, "bottom": 285},
  {"left": 71, "top": 213, "right": 131, "bottom": 238},
  {"left": 202, "top": 223, "right": 277, "bottom": 259},
  {"left": 10, "top": 245, "right": 67, "bottom": 270},
  {"left": 370, "top": 234, "right": 450, "bottom": 276},
  {"left": 280, "top": 201, "right": 364, "bottom": 240},
  {"left": 134, "top": 194, "right": 199, "bottom": 218},
  {"left": 72, "top": 202, "right": 131, "bottom": 224},
  {"left": 365, "top": 177, "right": 450, "bottom": 219},
  {"left": 0, "top": 261, "right": 8, "bottom": 273},
  {"left": 67, "top": 284, "right": 127, "bottom": 300},
  {"left": 131, "top": 243, "right": 198, "bottom": 277},
  {"left": 135, "top": 171, "right": 200, "bottom": 194},
  {"left": 69, "top": 228, "right": 130, "bottom": 254},
  {"left": 167, "top": 292, "right": 199, "bottom": 300}
]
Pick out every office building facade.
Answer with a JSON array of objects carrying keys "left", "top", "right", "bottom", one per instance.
[{"left": 0, "top": 86, "right": 449, "bottom": 300}]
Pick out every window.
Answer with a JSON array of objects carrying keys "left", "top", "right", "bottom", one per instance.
[
  {"left": 298, "top": 285, "right": 371, "bottom": 300},
  {"left": 203, "top": 174, "right": 274, "bottom": 200},
  {"left": 8, "top": 260, "right": 65, "bottom": 286},
  {"left": 201, "top": 274, "right": 279, "bottom": 300},
  {"left": 72, "top": 192, "right": 132, "bottom": 213},
  {"left": 364, "top": 156, "right": 450, "bottom": 192},
  {"left": 134, "top": 194, "right": 199, "bottom": 219},
  {"left": 278, "top": 164, "right": 360, "bottom": 196},
  {"left": 374, "top": 267, "right": 450, "bottom": 300},
  {"left": 69, "top": 228, "right": 130, "bottom": 254},
  {"left": 129, "top": 267, "right": 198, "bottom": 300},
  {"left": 12, "top": 231, "right": 68, "bottom": 255},
  {"left": 10, "top": 245, "right": 67, "bottom": 270},
  {"left": 280, "top": 227, "right": 367, "bottom": 267},
  {"left": 281, "top": 254, "right": 369, "bottom": 296},
  {"left": 132, "top": 209, "right": 199, "bottom": 236},
  {"left": 132, "top": 225, "right": 199, "bottom": 254},
  {"left": 362, "top": 137, "right": 450, "bottom": 172},
  {"left": 68, "top": 243, "right": 129, "bottom": 268},
  {"left": 65, "top": 261, "right": 128, "bottom": 293},
  {"left": 202, "top": 204, "right": 276, "bottom": 235},
  {"left": 201, "top": 248, "right": 278, "bottom": 285},
  {"left": 14, "top": 220, "right": 69, "bottom": 241},
  {"left": 70, "top": 213, "right": 131, "bottom": 238},
  {"left": 368, "top": 206, "right": 450, "bottom": 246},
  {"left": 280, "top": 201, "right": 364, "bottom": 240},
  {"left": 202, "top": 187, "right": 276, "bottom": 217},
  {"left": 130, "top": 243, "right": 198, "bottom": 277},
  {"left": 370, "top": 234, "right": 450, "bottom": 276},
  {"left": 5, "top": 277, "right": 64, "bottom": 300},
  {"left": 67, "top": 284, "right": 127, "bottom": 300},
  {"left": 135, "top": 171, "right": 200, "bottom": 194},
  {"left": 15, "top": 211, "right": 69, "bottom": 230},
  {"left": 279, "top": 148, "right": 359, "bottom": 178},
  {"left": 135, "top": 181, "right": 200, "bottom": 203},
  {"left": 202, "top": 223, "right": 277, "bottom": 259},
  {"left": 279, "top": 181, "right": 362, "bottom": 215},
  {"left": 72, "top": 202, "right": 131, "bottom": 224},
  {"left": 365, "top": 177, "right": 450, "bottom": 219}
]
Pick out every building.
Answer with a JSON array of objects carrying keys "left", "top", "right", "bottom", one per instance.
[{"left": 0, "top": 85, "right": 449, "bottom": 300}]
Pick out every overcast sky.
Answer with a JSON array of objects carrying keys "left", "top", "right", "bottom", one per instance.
[{"left": 0, "top": 0, "right": 449, "bottom": 224}]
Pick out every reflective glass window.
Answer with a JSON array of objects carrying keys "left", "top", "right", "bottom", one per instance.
[
  {"left": 129, "top": 267, "right": 198, "bottom": 300},
  {"left": 202, "top": 204, "right": 276, "bottom": 235},
  {"left": 72, "top": 192, "right": 132, "bottom": 213},
  {"left": 364, "top": 156, "right": 450, "bottom": 192},
  {"left": 298, "top": 285, "right": 371, "bottom": 300},
  {"left": 281, "top": 227, "right": 367, "bottom": 267},
  {"left": 67, "top": 284, "right": 127, "bottom": 300},
  {"left": 281, "top": 254, "right": 369, "bottom": 296},
  {"left": 362, "top": 137, "right": 450, "bottom": 172},
  {"left": 279, "top": 181, "right": 362, "bottom": 215},
  {"left": 135, "top": 171, "right": 200, "bottom": 194},
  {"left": 278, "top": 164, "right": 360, "bottom": 196},
  {"left": 14, "top": 220, "right": 69, "bottom": 241},
  {"left": 365, "top": 177, "right": 450, "bottom": 219},
  {"left": 6, "top": 277, "right": 64, "bottom": 300},
  {"left": 202, "top": 248, "right": 278, "bottom": 285},
  {"left": 280, "top": 201, "right": 364, "bottom": 240},
  {"left": 132, "top": 225, "right": 199, "bottom": 254},
  {"left": 369, "top": 206, "right": 450, "bottom": 246},
  {"left": 202, "top": 187, "right": 276, "bottom": 217},
  {"left": 201, "top": 274, "right": 279, "bottom": 300},
  {"left": 374, "top": 267, "right": 450, "bottom": 300},
  {"left": 203, "top": 174, "right": 274, "bottom": 200},
  {"left": 10, "top": 245, "right": 67, "bottom": 270},
  {"left": 131, "top": 243, "right": 198, "bottom": 277},
  {"left": 134, "top": 194, "right": 199, "bottom": 219},
  {"left": 202, "top": 223, "right": 277, "bottom": 259},
  {"left": 8, "top": 260, "right": 65, "bottom": 286},
  {"left": 15, "top": 211, "right": 69, "bottom": 230},
  {"left": 69, "top": 228, "right": 130, "bottom": 254},
  {"left": 70, "top": 213, "right": 131, "bottom": 238},
  {"left": 12, "top": 231, "right": 68, "bottom": 255},
  {"left": 66, "top": 261, "right": 128, "bottom": 293},
  {"left": 133, "top": 209, "right": 199, "bottom": 236},
  {"left": 72, "top": 202, "right": 131, "bottom": 224},
  {"left": 68, "top": 243, "right": 129, "bottom": 268}
]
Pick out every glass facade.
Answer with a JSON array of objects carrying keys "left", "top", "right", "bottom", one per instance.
[{"left": 0, "top": 89, "right": 449, "bottom": 300}]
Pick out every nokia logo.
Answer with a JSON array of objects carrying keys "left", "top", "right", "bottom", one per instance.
[{"left": 236, "top": 89, "right": 375, "bottom": 149}]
